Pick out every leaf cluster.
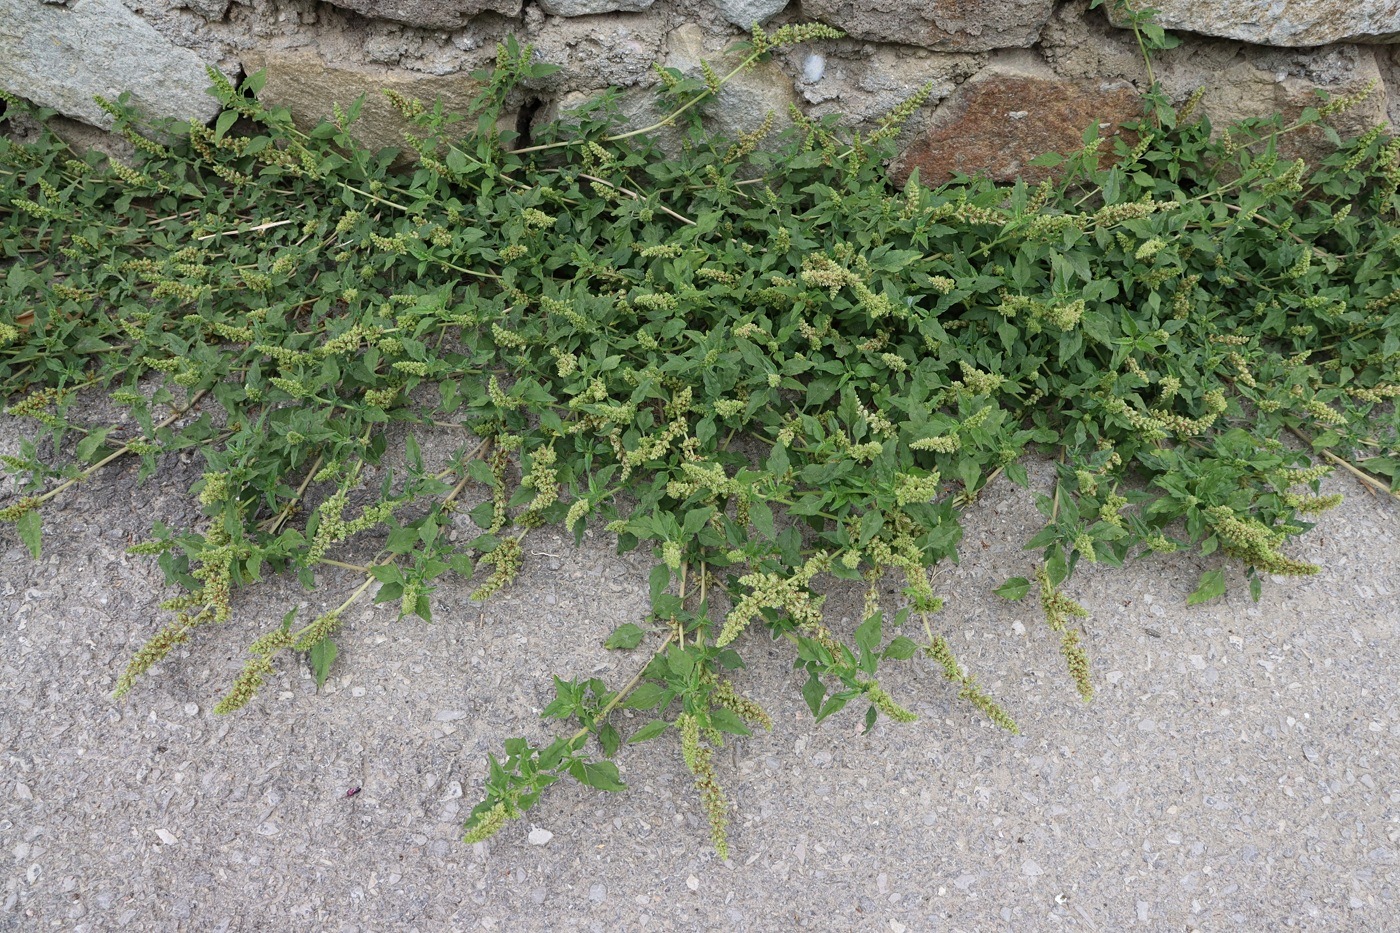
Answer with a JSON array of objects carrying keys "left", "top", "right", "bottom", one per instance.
[{"left": 1, "top": 19, "right": 1396, "bottom": 856}]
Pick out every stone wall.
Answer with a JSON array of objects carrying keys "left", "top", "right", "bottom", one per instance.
[{"left": 2, "top": 0, "right": 1398, "bottom": 180}]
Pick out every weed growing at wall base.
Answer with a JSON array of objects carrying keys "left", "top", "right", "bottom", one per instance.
[{"left": 1, "top": 25, "right": 1397, "bottom": 856}]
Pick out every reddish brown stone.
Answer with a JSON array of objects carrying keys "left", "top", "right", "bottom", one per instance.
[{"left": 891, "top": 68, "right": 1143, "bottom": 186}]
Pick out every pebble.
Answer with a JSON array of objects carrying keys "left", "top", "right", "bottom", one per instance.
[
  {"left": 686, "top": 875, "right": 699, "bottom": 891},
  {"left": 15, "top": 782, "right": 32, "bottom": 800},
  {"left": 527, "top": 827, "right": 554, "bottom": 846},
  {"left": 1021, "top": 859, "right": 1043, "bottom": 877},
  {"left": 434, "top": 709, "right": 468, "bottom": 721},
  {"left": 589, "top": 883, "right": 606, "bottom": 902},
  {"left": 155, "top": 829, "right": 178, "bottom": 845},
  {"left": 183, "top": 703, "right": 199, "bottom": 716}
]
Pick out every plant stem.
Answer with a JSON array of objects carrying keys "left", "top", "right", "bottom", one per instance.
[
  {"left": 577, "top": 174, "right": 696, "bottom": 226},
  {"left": 512, "top": 53, "right": 764, "bottom": 156},
  {"left": 568, "top": 631, "right": 677, "bottom": 747},
  {"left": 31, "top": 389, "right": 209, "bottom": 507},
  {"left": 1287, "top": 426, "right": 1399, "bottom": 500}
]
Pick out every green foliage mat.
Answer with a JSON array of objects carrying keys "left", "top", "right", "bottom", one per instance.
[{"left": 2, "top": 26, "right": 1397, "bottom": 857}]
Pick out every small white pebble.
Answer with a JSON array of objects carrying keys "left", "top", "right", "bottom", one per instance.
[
  {"left": 183, "top": 703, "right": 199, "bottom": 716},
  {"left": 155, "top": 829, "right": 178, "bottom": 845},
  {"left": 527, "top": 827, "right": 554, "bottom": 846},
  {"left": 686, "top": 875, "right": 699, "bottom": 892}
]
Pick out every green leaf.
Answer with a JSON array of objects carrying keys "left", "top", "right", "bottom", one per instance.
[
  {"left": 597, "top": 722, "right": 621, "bottom": 758},
  {"left": 882, "top": 636, "right": 919, "bottom": 660},
  {"left": 569, "top": 759, "right": 626, "bottom": 792},
  {"left": 386, "top": 525, "right": 418, "bottom": 554},
  {"left": 604, "top": 622, "right": 645, "bottom": 650},
  {"left": 994, "top": 577, "right": 1031, "bottom": 601},
  {"left": 627, "top": 719, "right": 670, "bottom": 744},
  {"left": 682, "top": 506, "right": 714, "bottom": 535},
  {"left": 373, "top": 581, "right": 404, "bottom": 603},
  {"left": 622, "top": 683, "right": 669, "bottom": 710},
  {"left": 370, "top": 563, "right": 404, "bottom": 584},
  {"left": 309, "top": 636, "right": 337, "bottom": 690},
  {"left": 467, "top": 459, "right": 497, "bottom": 486},
  {"left": 648, "top": 564, "right": 670, "bottom": 605},
  {"left": 213, "top": 109, "right": 238, "bottom": 140},
  {"left": 708, "top": 707, "right": 752, "bottom": 736},
  {"left": 716, "top": 648, "right": 745, "bottom": 670},
  {"left": 801, "top": 671, "right": 825, "bottom": 716},
  {"left": 75, "top": 428, "right": 111, "bottom": 464},
  {"left": 750, "top": 500, "right": 775, "bottom": 541},
  {"left": 16, "top": 510, "right": 40, "bottom": 559},
  {"left": 854, "top": 612, "right": 882, "bottom": 657},
  {"left": 468, "top": 501, "right": 496, "bottom": 529},
  {"left": 857, "top": 508, "right": 884, "bottom": 547},
  {"left": 1187, "top": 569, "right": 1226, "bottom": 606},
  {"left": 815, "top": 692, "right": 852, "bottom": 723},
  {"left": 767, "top": 443, "right": 790, "bottom": 476},
  {"left": 666, "top": 644, "right": 696, "bottom": 680},
  {"left": 957, "top": 458, "right": 980, "bottom": 494}
]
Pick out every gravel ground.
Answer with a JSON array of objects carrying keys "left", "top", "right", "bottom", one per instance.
[{"left": 2, "top": 410, "right": 1398, "bottom": 932}]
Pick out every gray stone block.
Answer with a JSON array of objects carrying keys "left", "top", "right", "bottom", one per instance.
[
  {"left": 1106, "top": 0, "right": 1400, "bottom": 47},
  {"left": 536, "top": 0, "right": 656, "bottom": 16},
  {"left": 322, "top": 0, "right": 521, "bottom": 29},
  {"left": 711, "top": 0, "right": 789, "bottom": 30},
  {"left": 0, "top": 0, "right": 223, "bottom": 128},
  {"left": 800, "top": 0, "right": 1055, "bottom": 51}
]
